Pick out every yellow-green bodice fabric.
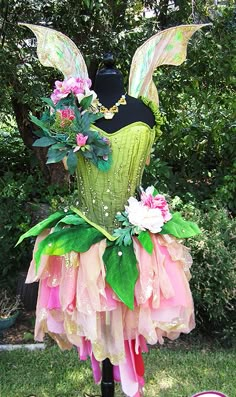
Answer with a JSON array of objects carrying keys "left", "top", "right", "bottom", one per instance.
[{"left": 76, "top": 122, "right": 156, "bottom": 233}]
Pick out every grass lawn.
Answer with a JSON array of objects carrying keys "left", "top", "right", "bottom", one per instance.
[{"left": 0, "top": 339, "right": 235, "bottom": 397}]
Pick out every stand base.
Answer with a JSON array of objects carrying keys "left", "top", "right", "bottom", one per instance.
[
  {"left": 101, "top": 358, "right": 114, "bottom": 397},
  {"left": 101, "top": 381, "right": 115, "bottom": 397}
]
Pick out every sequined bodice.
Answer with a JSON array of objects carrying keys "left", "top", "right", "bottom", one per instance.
[{"left": 76, "top": 122, "right": 156, "bottom": 233}]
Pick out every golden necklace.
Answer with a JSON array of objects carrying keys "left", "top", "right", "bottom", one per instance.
[{"left": 94, "top": 94, "right": 127, "bottom": 120}]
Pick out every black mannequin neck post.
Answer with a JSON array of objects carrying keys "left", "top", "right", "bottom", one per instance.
[
  {"left": 94, "top": 70, "right": 125, "bottom": 107},
  {"left": 93, "top": 68, "right": 155, "bottom": 133}
]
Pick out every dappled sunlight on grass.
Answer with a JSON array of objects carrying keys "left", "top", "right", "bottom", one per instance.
[{"left": 159, "top": 374, "right": 177, "bottom": 390}]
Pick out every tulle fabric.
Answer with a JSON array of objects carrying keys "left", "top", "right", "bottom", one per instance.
[{"left": 26, "top": 232, "right": 195, "bottom": 397}]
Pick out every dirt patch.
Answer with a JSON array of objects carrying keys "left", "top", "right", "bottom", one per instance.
[{"left": 0, "top": 310, "right": 36, "bottom": 345}]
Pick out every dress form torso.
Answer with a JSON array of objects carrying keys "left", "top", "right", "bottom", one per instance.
[
  {"left": 75, "top": 64, "right": 157, "bottom": 232},
  {"left": 93, "top": 67, "right": 155, "bottom": 133}
]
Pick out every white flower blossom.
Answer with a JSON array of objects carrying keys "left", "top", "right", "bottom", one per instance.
[{"left": 125, "top": 197, "right": 164, "bottom": 233}]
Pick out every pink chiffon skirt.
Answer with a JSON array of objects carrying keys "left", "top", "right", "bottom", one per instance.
[{"left": 26, "top": 231, "right": 195, "bottom": 397}]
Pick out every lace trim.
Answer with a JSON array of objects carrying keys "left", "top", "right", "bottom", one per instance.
[{"left": 139, "top": 96, "right": 165, "bottom": 141}]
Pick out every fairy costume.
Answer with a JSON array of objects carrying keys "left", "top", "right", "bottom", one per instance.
[{"left": 18, "top": 23, "right": 208, "bottom": 397}]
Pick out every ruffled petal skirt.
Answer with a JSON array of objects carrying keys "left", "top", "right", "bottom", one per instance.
[{"left": 26, "top": 232, "right": 195, "bottom": 397}]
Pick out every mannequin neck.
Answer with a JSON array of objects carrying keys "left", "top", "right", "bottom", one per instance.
[
  {"left": 94, "top": 72, "right": 126, "bottom": 107},
  {"left": 93, "top": 67, "right": 155, "bottom": 133}
]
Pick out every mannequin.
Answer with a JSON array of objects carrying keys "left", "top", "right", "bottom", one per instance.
[
  {"left": 94, "top": 53, "right": 155, "bottom": 134},
  {"left": 19, "top": 23, "right": 205, "bottom": 397},
  {"left": 94, "top": 54, "right": 152, "bottom": 397}
]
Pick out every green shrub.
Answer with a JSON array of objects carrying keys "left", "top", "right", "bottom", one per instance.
[
  {"left": 171, "top": 196, "right": 236, "bottom": 343},
  {"left": 0, "top": 127, "right": 72, "bottom": 288}
]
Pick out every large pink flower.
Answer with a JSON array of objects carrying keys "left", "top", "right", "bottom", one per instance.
[
  {"left": 141, "top": 186, "right": 172, "bottom": 222},
  {"left": 51, "top": 77, "right": 92, "bottom": 104},
  {"left": 73, "top": 133, "right": 88, "bottom": 152}
]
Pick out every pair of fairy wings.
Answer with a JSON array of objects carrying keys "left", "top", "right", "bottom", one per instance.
[{"left": 19, "top": 22, "right": 209, "bottom": 104}]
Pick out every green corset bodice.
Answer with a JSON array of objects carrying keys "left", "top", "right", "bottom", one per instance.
[
  {"left": 75, "top": 99, "right": 163, "bottom": 234},
  {"left": 76, "top": 123, "right": 155, "bottom": 233}
]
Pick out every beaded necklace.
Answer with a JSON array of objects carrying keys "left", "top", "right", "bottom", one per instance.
[{"left": 93, "top": 94, "right": 127, "bottom": 119}]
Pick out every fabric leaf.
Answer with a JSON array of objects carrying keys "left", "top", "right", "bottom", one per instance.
[
  {"left": 138, "top": 231, "right": 154, "bottom": 254},
  {"left": 16, "top": 211, "right": 66, "bottom": 246},
  {"left": 41, "top": 97, "right": 55, "bottom": 108},
  {"left": 33, "top": 129, "right": 46, "bottom": 138},
  {"left": 153, "top": 187, "right": 159, "bottom": 197},
  {"left": 103, "top": 243, "right": 138, "bottom": 310},
  {"left": 30, "top": 115, "right": 50, "bottom": 134},
  {"left": 160, "top": 212, "right": 201, "bottom": 238},
  {"left": 67, "top": 150, "right": 78, "bottom": 175},
  {"left": 33, "top": 136, "right": 57, "bottom": 147},
  {"left": 46, "top": 149, "right": 68, "bottom": 164},
  {"left": 54, "top": 214, "right": 86, "bottom": 230},
  {"left": 79, "top": 95, "right": 93, "bottom": 109},
  {"left": 35, "top": 225, "right": 104, "bottom": 272},
  {"left": 71, "top": 206, "right": 117, "bottom": 241},
  {"left": 97, "top": 155, "right": 112, "bottom": 172}
]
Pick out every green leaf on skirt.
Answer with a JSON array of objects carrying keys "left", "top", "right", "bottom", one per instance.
[
  {"left": 53, "top": 214, "right": 86, "bottom": 231},
  {"left": 16, "top": 211, "right": 66, "bottom": 246},
  {"left": 138, "top": 231, "right": 154, "bottom": 254},
  {"left": 103, "top": 243, "right": 138, "bottom": 310},
  {"left": 160, "top": 212, "right": 201, "bottom": 238},
  {"left": 35, "top": 226, "right": 104, "bottom": 272}
]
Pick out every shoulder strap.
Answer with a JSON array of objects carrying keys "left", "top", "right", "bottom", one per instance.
[{"left": 140, "top": 96, "right": 165, "bottom": 141}]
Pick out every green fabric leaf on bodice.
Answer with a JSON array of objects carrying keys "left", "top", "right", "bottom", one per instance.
[{"left": 103, "top": 242, "right": 138, "bottom": 310}]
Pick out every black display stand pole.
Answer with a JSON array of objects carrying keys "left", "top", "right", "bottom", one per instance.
[{"left": 101, "top": 358, "right": 114, "bottom": 397}]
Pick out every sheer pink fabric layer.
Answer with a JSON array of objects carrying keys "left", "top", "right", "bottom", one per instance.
[{"left": 26, "top": 232, "right": 195, "bottom": 397}]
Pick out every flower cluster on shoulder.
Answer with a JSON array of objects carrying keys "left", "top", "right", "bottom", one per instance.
[{"left": 30, "top": 77, "right": 111, "bottom": 174}]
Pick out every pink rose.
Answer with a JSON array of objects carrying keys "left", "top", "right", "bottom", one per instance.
[
  {"left": 141, "top": 186, "right": 172, "bottom": 222},
  {"left": 58, "top": 108, "right": 75, "bottom": 121},
  {"left": 56, "top": 108, "right": 75, "bottom": 127},
  {"left": 73, "top": 133, "right": 88, "bottom": 152}
]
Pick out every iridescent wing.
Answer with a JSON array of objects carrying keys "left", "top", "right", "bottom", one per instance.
[
  {"left": 19, "top": 23, "right": 88, "bottom": 79},
  {"left": 128, "top": 24, "right": 210, "bottom": 104}
]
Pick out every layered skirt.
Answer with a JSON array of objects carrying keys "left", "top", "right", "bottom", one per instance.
[{"left": 26, "top": 230, "right": 194, "bottom": 397}]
